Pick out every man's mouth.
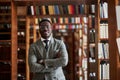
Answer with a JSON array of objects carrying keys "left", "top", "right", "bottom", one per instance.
[{"left": 44, "top": 31, "right": 49, "bottom": 34}]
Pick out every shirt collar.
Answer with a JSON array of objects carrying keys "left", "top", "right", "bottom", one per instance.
[{"left": 41, "top": 34, "right": 52, "bottom": 42}]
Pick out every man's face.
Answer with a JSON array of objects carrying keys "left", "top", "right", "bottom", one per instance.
[{"left": 39, "top": 21, "right": 52, "bottom": 39}]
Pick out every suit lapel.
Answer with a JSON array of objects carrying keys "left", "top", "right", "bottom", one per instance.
[
  {"left": 35, "top": 38, "right": 55, "bottom": 59},
  {"left": 35, "top": 39, "right": 45, "bottom": 58}
]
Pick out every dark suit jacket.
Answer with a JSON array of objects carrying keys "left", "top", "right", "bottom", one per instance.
[{"left": 28, "top": 37, "right": 68, "bottom": 80}]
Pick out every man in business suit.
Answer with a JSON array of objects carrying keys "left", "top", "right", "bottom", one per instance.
[{"left": 28, "top": 19, "right": 68, "bottom": 80}]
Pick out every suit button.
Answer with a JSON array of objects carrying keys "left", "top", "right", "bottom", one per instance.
[{"left": 53, "top": 77, "right": 57, "bottom": 80}]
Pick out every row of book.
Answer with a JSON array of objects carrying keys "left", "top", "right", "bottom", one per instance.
[
  {"left": 77, "top": 22, "right": 88, "bottom": 80},
  {"left": 98, "top": 43, "right": 109, "bottom": 59},
  {"left": 0, "top": 6, "right": 11, "bottom": 13},
  {"left": 99, "top": 61, "right": 109, "bottom": 80},
  {"left": 77, "top": 58, "right": 88, "bottom": 80},
  {"left": 100, "top": 2, "right": 108, "bottom": 18},
  {"left": 27, "top": 4, "right": 95, "bottom": 15},
  {"left": 78, "top": 68, "right": 88, "bottom": 80},
  {"left": 99, "top": 23, "right": 108, "bottom": 39},
  {"left": 0, "top": 23, "right": 11, "bottom": 32},
  {"left": 32, "top": 23, "right": 87, "bottom": 30},
  {"left": 35, "top": 17, "right": 88, "bottom": 24},
  {"left": 53, "top": 24, "right": 85, "bottom": 30}
]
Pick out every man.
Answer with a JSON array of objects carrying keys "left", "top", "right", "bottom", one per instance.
[{"left": 28, "top": 19, "right": 68, "bottom": 80}]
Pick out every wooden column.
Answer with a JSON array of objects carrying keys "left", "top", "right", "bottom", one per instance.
[
  {"left": 11, "top": 1, "right": 17, "bottom": 80},
  {"left": 108, "top": 0, "right": 118, "bottom": 80},
  {"left": 26, "top": 17, "right": 30, "bottom": 80}
]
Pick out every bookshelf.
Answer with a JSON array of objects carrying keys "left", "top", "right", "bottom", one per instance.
[
  {"left": 0, "top": 1, "right": 12, "bottom": 80},
  {"left": 0, "top": 0, "right": 96, "bottom": 80},
  {"left": 88, "top": 7, "right": 98, "bottom": 80},
  {"left": 0, "top": 1, "right": 17, "bottom": 80},
  {"left": 0, "top": 0, "right": 120, "bottom": 80},
  {"left": 28, "top": 16, "right": 89, "bottom": 80},
  {"left": 20, "top": 1, "right": 92, "bottom": 80},
  {"left": 17, "top": 17, "right": 27, "bottom": 80},
  {"left": 97, "top": 0, "right": 110, "bottom": 80}
]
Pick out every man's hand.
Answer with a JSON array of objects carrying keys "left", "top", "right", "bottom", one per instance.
[{"left": 54, "top": 51, "right": 61, "bottom": 58}]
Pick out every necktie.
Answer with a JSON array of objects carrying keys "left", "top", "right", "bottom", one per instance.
[{"left": 44, "top": 40, "right": 49, "bottom": 50}]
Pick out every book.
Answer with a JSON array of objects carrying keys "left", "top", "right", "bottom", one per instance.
[
  {"left": 62, "top": 5, "right": 68, "bottom": 14},
  {"left": 99, "top": 23, "right": 108, "bottom": 39},
  {"left": 98, "top": 43, "right": 109, "bottom": 59},
  {"left": 41, "top": 5, "right": 46, "bottom": 15},
  {"left": 54, "top": 5, "right": 60, "bottom": 15},
  {"left": 103, "top": 2, "right": 108, "bottom": 18},
  {"left": 89, "top": 44, "right": 95, "bottom": 58},
  {"left": 116, "top": 37, "right": 120, "bottom": 55},
  {"left": 30, "top": 5, "right": 34, "bottom": 15},
  {"left": 35, "top": 6, "right": 40, "bottom": 15},
  {"left": 68, "top": 5, "right": 75, "bottom": 14},
  {"left": 48, "top": 5, "right": 54, "bottom": 15},
  {"left": 45, "top": 5, "right": 49, "bottom": 15},
  {"left": 79, "top": 4, "right": 84, "bottom": 14},
  {"left": 116, "top": 6, "right": 120, "bottom": 30},
  {"left": 90, "top": 4, "right": 95, "bottom": 13}
]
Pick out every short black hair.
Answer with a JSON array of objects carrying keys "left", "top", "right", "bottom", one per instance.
[{"left": 38, "top": 18, "right": 52, "bottom": 25}]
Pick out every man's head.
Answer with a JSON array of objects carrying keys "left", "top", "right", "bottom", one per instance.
[{"left": 38, "top": 19, "right": 52, "bottom": 39}]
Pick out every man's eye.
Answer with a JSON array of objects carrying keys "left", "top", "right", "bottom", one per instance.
[{"left": 40, "top": 26, "right": 50, "bottom": 28}]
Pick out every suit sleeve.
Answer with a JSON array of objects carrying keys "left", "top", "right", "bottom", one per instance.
[
  {"left": 44, "top": 40, "right": 68, "bottom": 68},
  {"left": 28, "top": 44, "right": 45, "bottom": 73}
]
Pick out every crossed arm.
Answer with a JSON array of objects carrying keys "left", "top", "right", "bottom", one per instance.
[{"left": 28, "top": 41, "right": 68, "bottom": 73}]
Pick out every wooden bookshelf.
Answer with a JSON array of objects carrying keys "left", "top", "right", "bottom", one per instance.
[
  {"left": 0, "top": 1, "right": 17, "bottom": 80},
  {"left": 0, "top": 0, "right": 97, "bottom": 80},
  {"left": 21, "top": 1, "right": 91, "bottom": 80},
  {"left": 88, "top": 11, "right": 98, "bottom": 80},
  {"left": 0, "top": 1, "right": 12, "bottom": 80},
  {"left": 0, "top": 0, "right": 120, "bottom": 80},
  {"left": 17, "top": 16, "right": 27, "bottom": 80},
  {"left": 97, "top": 0, "right": 110, "bottom": 80}
]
